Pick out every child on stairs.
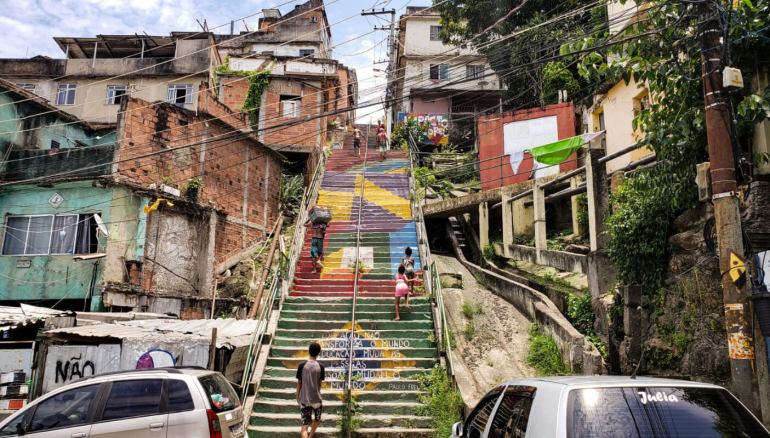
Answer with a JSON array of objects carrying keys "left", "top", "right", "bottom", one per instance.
[{"left": 394, "top": 264, "right": 410, "bottom": 321}]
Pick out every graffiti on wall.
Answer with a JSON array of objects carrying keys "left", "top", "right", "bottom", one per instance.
[
  {"left": 136, "top": 349, "right": 177, "bottom": 369},
  {"left": 55, "top": 353, "right": 95, "bottom": 384},
  {"left": 43, "top": 345, "right": 120, "bottom": 392},
  {"left": 397, "top": 113, "right": 449, "bottom": 145}
]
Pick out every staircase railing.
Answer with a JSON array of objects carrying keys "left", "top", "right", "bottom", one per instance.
[
  {"left": 407, "top": 132, "right": 456, "bottom": 382},
  {"left": 345, "top": 125, "right": 369, "bottom": 430},
  {"left": 238, "top": 148, "right": 328, "bottom": 401}
]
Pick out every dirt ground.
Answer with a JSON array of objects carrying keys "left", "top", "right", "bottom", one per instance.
[{"left": 433, "top": 254, "right": 535, "bottom": 407}]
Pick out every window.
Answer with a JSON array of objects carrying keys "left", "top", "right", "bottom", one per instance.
[
  {"left": 310, "top": 15, "right": 318, "bottom": 23},
  {"left": 280, "top": 95, "right": 301, "bottom": 118},
  {"left": 487, "top": 386, "right": 535, "bottom": 438},
  {"left": 50, "top": 140, "right": 61, "bottom": 150},
  {"left": 466, "top": 391, "right": 503, "bottom": 438},
  {"left": 430, "top": 25, "right": 443, "bottom": 41},
  {"left": 167, "top": 84, "right": 193, "bottom": 106},
  {"left": 106, "top": 85, "right": 128, "bottom": 105},
  {"left": 101, "top": 379, "right": 163, "bottom": 421},
  {"left": 466, "top": 65, "right": 484, "bottom": 79},
  {"left": 2, "top": 213, "right": 101, "bottom": 256},
  {"left": 567, "top": 387, "right": 770, "bottom": 438},
  {"left": 0, "top": 412, "right": 26, "bottom": 436},
  {"left": 429, "top": 64, "right": 449, "bottom": 80},
  {"left": 633, "top": 90, "right": 650, "bottom": 116},
  {"left": 299, "top": 49, "right": 315, "bottom": 57},
  {"left": 198, "top": 374, "right": 240, "bottom": 413},
  {"left": 28, "top": 384, "right": 99, "bottom": 432},
  {"left": 167, "top": 379, "right": 194, "bottom": 413},
  {"left": 56, "top": 83, "right": 77, "bottom": 105},
  {"left": 15, "top": 83, "right": 35, "bottom": 93}
]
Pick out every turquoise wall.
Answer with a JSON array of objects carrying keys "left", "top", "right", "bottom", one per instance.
[{"left": 0, "top": 182, "right": 121, "bottom": 303}]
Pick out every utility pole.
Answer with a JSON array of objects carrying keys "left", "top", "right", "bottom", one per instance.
[
  {"left": 697, "top": 1, "right": 759, "bottom": 411},
  {"left": 362, "top": 8, "right": 396, "bottom": 137}
]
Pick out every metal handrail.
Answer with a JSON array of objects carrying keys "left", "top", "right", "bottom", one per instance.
[
  {"left": 407, "top": 132, "right": 456, "bottom": 380},
  {"left": 345, "top": 125, "right": 370, "bottom": 423},
  {"left": 238, "top": 149, "right": 328, "bottom": 400}
]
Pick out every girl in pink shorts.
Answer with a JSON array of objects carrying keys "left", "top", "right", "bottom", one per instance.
[{"left": 395, "top": 264, "right": 409, "bottom": 321}]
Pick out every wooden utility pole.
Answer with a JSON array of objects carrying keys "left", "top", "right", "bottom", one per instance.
[
  {"left": 362, "top": 8, "right": 397, "bottom": 137},
  {"left": 698, "top": 1, "right": 759, "bottom": 411},
  {"left": 248, "top": 215, "right": 283, "bottom": 319}
]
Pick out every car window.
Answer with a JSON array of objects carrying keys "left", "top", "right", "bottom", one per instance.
[
  {"left": 101, "top": 379, "right": 163, "bottom": 421},
  {"left": 167, "top": 379, "right": 194, "bottom": 413},
  {"left": 488, "top": 386, "right": 535, "bottom": 438},
  {"left": 28, "top": 384, "right": 99, "bottom": 432},
  {"left": 466, "top": 392, "right": 502, "bottom": 438},
  {"left": 568, "top": 386, "right": 770, "bottom": 438},
  {"left": 0, "top": 412, "right": 26, "bottom": 436},
  {"left": 198, "top": 374, "right": 240, "bottom": 413}
]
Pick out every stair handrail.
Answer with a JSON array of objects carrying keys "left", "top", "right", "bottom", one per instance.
[
  {"left": 284, "top": 149, "right": 328, "bottom": 301},
  {"left": 345, "top": 125, "right": 369, "bottom": 436},
  {"left": 407, "top": 131, "right": 456, "bottom": 381}
]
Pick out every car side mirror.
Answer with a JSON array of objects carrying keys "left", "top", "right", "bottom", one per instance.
[
  {"left": 16, "top": 423, "right": 26, "bottom": 436},
  {"left": 452, "top": 421, "right": 463, "bottom": 437}
]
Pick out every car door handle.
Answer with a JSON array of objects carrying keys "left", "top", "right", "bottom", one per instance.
[
  {"left": 149, "top": 422, "right": 165, "bottom": 430},
  {"left": 72, "top": 433, "right": 87, "bottom": 438}
]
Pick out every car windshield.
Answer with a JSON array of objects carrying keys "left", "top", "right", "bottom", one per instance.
[
  {"left": 198, "top": 374, "right": 240, "bottom": 413},
  {"left": 568, "top": 386, "right": 769, "bottom": 438}
]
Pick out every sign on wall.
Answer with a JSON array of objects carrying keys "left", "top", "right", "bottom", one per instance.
[{"left": 397, "top": 113, "right": 449, "bottom": 145}]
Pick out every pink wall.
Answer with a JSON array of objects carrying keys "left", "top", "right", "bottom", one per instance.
[{"left": 412, "top": 96, "right": 449, "bottom": 114}]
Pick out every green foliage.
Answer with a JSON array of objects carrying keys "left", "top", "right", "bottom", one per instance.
[
  {"left": 575, "top": 194, "right": 588, "bottom": 237},
  {"left": 511, "top": 234, "right": 534, "bottom": 247},
  {"left": 462, "top": 301, "right": 483, "bottom": 319},
  {"left": 567, "top": 292, "right": 594, "bottom": 335},
  {"left": 392, "top": 117, "right": 430, "bottom": 150},
  {"left": 526, "top": 324, "right": 571, "bottom": 376},
  {"left": 279, "top": 173, "right": 303, "bottom": 218},
  {"left": 216, "top": 63, "right": 271, "bottom": 129},
  {"left": 414, "top": 166, "right": 453, "bottom": 198},
  {"left": 417, "top": 366, "right": 463, "bottom": 438},
  {"left": 483, "top": 243, "right": 506, "bottom": 266},
  {"left": 337, "top": 390, "right": 362, "bottom": 434},
  {"left": 186, "top": 176, "right": 203, "bottom": 189},
  {"left": 434, "top": 0, "right": 608, "bottom": 108},
  {"left": 463, "top": 320, "right": 476, "bottom": 339}
]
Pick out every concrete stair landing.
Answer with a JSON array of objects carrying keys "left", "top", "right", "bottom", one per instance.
[{"left": 248, "top": 140, "right": 436, "bottom": 436}]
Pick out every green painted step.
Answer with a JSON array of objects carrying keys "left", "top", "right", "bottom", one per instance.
[
  {"left": 272, "top": 328, "right": 435, "bottom": 340},
  {"left": 251, "top": 399, "right": 422, "bottom": 416},
  {"left": 269, "top": 346, "right": 438, "bottom": 359},
  {"left": 277, "top": 319, "right": 434, "bottom": 330},
  {"left": 257, "top": 388, "right": 423, "bottom": 403},
  {"left": 258, "top": 377, "right": 422, "bottom": 391},
  {"left": 249, "top": 413, "right": 431, "bottom": 428},
  {"left": 279, "top": 310, "right": 432, "bottom": 322},
  {"left": 247, "top": 426, "right": 433, "bottom": 438},
  {"left": 281, "top": 302, "right": 431, "bottom": 312},
  {"left": 265, "top": 356, "right": 437, "bottom": 369},
  {"left": 260, "top": 366, "right": 431, "bottom": 379},
  {"left": 272, "top": 338, "right": 436, "bottom": 349}
]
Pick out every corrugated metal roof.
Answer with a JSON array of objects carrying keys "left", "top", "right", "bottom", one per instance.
[
  {"left": 0, "top": 305, "right": 69, "bottom": 331},
  {"left": 46, "top": 319, "right": 262, "bottom": 348}
]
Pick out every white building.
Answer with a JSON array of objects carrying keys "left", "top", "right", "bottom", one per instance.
[{"left": 393, "top": 6, "right": 503, "bottom": 121}]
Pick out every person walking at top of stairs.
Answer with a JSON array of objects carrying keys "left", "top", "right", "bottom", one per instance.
[
  {"left": 296, "top": 342, "right": 325, "bottom": 438},
  {"left": 353, "top": 126, "right": 362, "bottom": 157},
  {"left": 304, "top": 205, "right": 327, "bottom": 274},
  {"left": 376, "top": 120, "right": 388, "bottom": 160}
]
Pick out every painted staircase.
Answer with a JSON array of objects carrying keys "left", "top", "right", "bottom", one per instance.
[{"left": 248, "top": 137, "right": 437, "bottom": 436}]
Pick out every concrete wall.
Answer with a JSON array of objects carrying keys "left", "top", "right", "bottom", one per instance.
[
  {"left": 402, "top": 16, "right": 478, "bottom": 57},
  {"left": 477, "top": 103, "right": 577, "bottom": 190},
  {"left": 588, "top": 77, "right": 653, "bottom": 173},
  {"left": 507, "top": 244, "right": 588, "bottom": 274},
  {"left": 607, "top": 1, "right": 639, "bottom": 35}
]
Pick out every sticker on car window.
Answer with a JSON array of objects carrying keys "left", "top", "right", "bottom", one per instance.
[{"left": 639, "top": 391, "right": 679, "bottom": 404}]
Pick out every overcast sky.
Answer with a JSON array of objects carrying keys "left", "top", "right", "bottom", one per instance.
[{"left": 0, "top": 0, "right": 413, "bottom": 121}]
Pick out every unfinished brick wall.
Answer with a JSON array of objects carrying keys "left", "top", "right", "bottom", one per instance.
[{"left": 115, "top": 96, "right": 282, "bottom": 269}]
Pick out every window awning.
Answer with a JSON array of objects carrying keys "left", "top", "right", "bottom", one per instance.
[{"left": 529, "top": 132, "right": 603, "bottom": 165}]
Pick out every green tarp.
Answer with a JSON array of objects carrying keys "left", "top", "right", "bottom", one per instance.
[{"left": 529, "top": 135, "right": 585, "bottom": 165}]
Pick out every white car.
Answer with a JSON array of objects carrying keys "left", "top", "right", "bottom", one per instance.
[
  {"left": 0, "top": 367, "right": 243, "bottom": 438},
  {"left": 451, "top": 376, "right": 770, "bottom": 438}
]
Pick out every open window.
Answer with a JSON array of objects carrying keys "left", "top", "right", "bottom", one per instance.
[
  {"left": 2, "top": 213, "right": 102, "bottom": 256},
  {"left": 167, "top": 84, "right": 193, "bottom": 106},
  {"left": 280, "top": 95, "right": 301, "bottom": 118}
]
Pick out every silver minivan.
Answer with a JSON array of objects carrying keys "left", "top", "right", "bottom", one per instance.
[
  {"left": 0, "top": 367, "right": 244, "bottom": 438},
  {"left": 451, "top": 376, "right": 770, "bottom": 437}
]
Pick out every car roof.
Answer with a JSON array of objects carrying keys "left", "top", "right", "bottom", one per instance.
[
  {"left": 80, "top": 366, "right": 214, "bottom": 383},
  {"left": 502, "top": 375, "right": 724, "bottom": 390}
]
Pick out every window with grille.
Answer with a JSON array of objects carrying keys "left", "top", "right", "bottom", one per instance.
[
  {"left": 2, "top": 213, "right": 101, "bottom": 256},
  {"left": 281, "top": 95, "right": 301, "bottom": 118},
  {"left": 299, "top": 49, "right": 315, "bottom": 57},
  {"left": 430, "top": 25, "right": 442, "bottom": 41},
  {"left": 15, "top": 83, "right": 36, "bottom": 92},
  {"left": 466, "top": 65, "right": 484, "bottom": 79},
  {"left": 167, "top": 84, "right": 194, "bottom": 106},
  {"left": 56, "top": 83, "right": 77, "bottom": 105},
  {"left": 106, "top": 85, "right": 128, "bottom": 105},
  {"left": 429, "top": 64, "right": 449, "bottom": 80}
]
